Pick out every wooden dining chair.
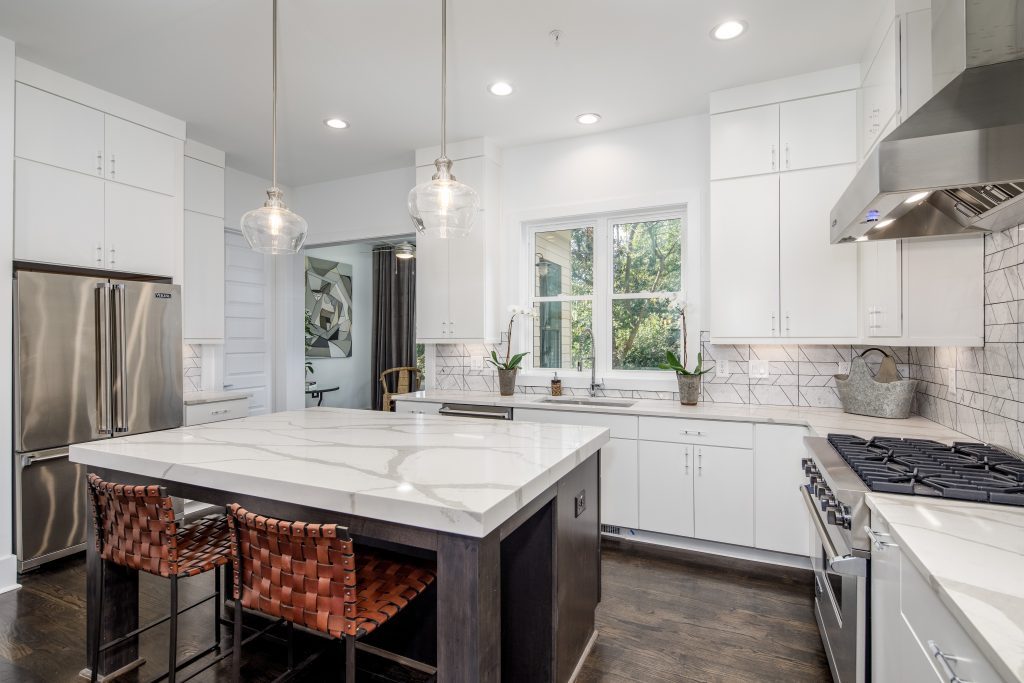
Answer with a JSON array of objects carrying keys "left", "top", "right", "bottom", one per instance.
[
  {"left": 226, "top": 503, "right": 437, "bottom": 682},
  {"left": 379, "top": 366, "right": 423, "bottom": 411}
]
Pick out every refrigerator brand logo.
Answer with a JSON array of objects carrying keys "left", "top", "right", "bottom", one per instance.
[{"left": 155, "top": 293, "right": 172, "bottom": 299}]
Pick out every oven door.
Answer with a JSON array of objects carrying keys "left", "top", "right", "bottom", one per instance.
[{"left": 802, "top": 485, "right": 867, "bottom": 683}]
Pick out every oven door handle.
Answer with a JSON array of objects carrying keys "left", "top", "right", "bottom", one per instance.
[{"left": 801, "top": 485, "right": 867, "bottom": 578}]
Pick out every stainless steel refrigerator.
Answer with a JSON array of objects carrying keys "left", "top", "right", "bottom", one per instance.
[{"left": 14, "top": 270, "right": 183, "bottom": 571}]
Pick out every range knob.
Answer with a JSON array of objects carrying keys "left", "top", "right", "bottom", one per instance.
[
  {"left": 815, "top": 484, "right": 829, "bottom": 498},
  {"left": 803, "top": 462, "right": 819, "bottom": 476},
  {"left": 827, "top": 505, "right": 852, "bottom": 529},
  {"left": 820, "top": 494, "right": 837, "bottom": 511}
]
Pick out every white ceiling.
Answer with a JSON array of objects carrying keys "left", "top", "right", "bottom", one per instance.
[{"left": 0, "top": 0, "right": 884, "bottom": 186}]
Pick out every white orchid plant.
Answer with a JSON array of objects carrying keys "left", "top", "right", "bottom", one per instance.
[
  {"left": 659, "top": 293, "right": 710, "bottom": 377},
  {"left": 487, "top": 305, "right": 537, "bottom": 371}
]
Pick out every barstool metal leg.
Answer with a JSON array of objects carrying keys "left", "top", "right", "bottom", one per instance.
[
  {"left": 232, "top": 594, "right": 243, "bottom": 682},
  {"left": 214, "top": 564, "right": 222, "bottom": 650},
  {"left": 89, "top": 560, "right": 104, "bottom": 683},
  {"left": 168, "top": 575, "right": 179, "bottom": 683},
  {"left": 345, "top": 636, "right": 356, "bottom": 683}
]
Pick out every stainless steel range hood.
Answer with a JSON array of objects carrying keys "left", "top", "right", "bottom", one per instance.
[{"left": 831, "top": 0, "right": 1024, "bottom": 243}]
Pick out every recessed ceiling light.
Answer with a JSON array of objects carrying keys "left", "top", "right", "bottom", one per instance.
[
  {"left": 324, "top": 118, "right": 349, "bottom": 129},
  {"left": 905, "top": 191, "right": 930, "bottom": 204},
  {"left": 855, "top": 236, "right": 868, "bottom": 242},
  {"left": 488, "top": 81, "right": 514, "bottom": 96},
  {"left": 576, "top": 113, "right": 601, "bottom": 125},
  {"left": 711, "top": 20, "right": 747, "bottom": 41},
  {"left": 395, "top": 242, "right": 416, "bottom": 259}
]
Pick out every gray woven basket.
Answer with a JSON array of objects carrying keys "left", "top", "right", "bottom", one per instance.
[{"left": 834, "top": 348, "right": 917, "bottom": 419}]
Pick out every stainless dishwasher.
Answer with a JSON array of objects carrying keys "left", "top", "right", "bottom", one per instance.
[{"left": 437, "top": 403, "right": 513, "bottom": 420}]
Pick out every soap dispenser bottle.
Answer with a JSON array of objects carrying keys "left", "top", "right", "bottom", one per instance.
[{"left": 551, "top": 372, "right": 562, "bottom": 396}]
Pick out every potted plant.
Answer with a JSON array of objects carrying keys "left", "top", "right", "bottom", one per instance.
[
  {"left": 486, "top": 305, "right": 536, "bottom": 396},
  {"left": 659, "top": 295, "right": 711, "bottom": 405},
  {"left": 305, "top": 360, "right": 316, "bottom": 389}
]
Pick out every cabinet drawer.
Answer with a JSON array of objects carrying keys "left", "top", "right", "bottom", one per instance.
[
  {"left": 901, "top": 554, "right": 1003, "bottom": 682},
  {"left": 515, "top": 408, "right": 638, "bottom": 439},
  {"left": 638, "top": 416, "right": 752, "bottom": 448},
  {"left": 185, "top": 399, "right": 249, "bottom": 426},
  {"left": 395, "top": 401, "right": 441, "bottom": 415}
]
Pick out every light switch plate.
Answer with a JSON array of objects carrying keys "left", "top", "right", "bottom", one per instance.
[
  {"left": 750, "top": 359, "right": 770, "bottom": 379},
  {"left": 716, "top": 359, "right": 730, "bottom": 378}
]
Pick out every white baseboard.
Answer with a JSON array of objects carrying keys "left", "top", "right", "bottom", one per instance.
[
  {"left": 602, "top": 529, "right": 812, "bottom": 570},
  {"left": 0, "top": 554, "right": 21, "bottom": 594}
]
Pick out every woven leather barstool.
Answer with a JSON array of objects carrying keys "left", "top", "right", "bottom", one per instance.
[
  {"left": 227, "top": 504, "right": 437, "bottom": 682},
  {"left": 87, "top": 474, "right": 232, "bottom": 683}
]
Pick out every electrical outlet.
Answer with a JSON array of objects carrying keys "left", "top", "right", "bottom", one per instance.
[
  {"left": 470, "top": 356, "right": 484, "bottom": 371},
  {"left": 574, "top": 490, "right": 586, "bottom": 518},
  {"left": 838, "top": 361, "right": 851, "bottom": 375},
  {"left": 948, "top": 368, "right": 956, "bottom": 396},
  {"left": 716, "top": 359, "right": 730, "bottom": 378},
  {"left": 750, "top": 359, "right": 770, "bottom": 379}
]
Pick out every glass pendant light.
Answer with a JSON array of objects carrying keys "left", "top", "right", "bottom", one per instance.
[
  {"left": 241, "top": 0, "right": 308, "bottom": 255},
  {"left": 407, "top": 0, "right": 479, "bottom": 239}
]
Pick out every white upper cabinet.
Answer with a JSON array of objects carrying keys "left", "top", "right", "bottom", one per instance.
[
  {"left": 184, "top": 157, "right": 225, "bottom": 218},
  {"left": 779, "top": 164, "right": 859, "bottom": 338},
  {"left": 779, "top": 91, "right": 857, "bottom": 171},
  {"left": 105, "top": 183, "right": 177, "bottom": 277},
  {"left": 415, "top": 230, "right": 452, "bottom": 341},
  {"left": 183, "top": 211, "right": 225, "bottom": 341},
  {"left": 105, "top": 115, "right": 178, "bottom": 196},
  {"left": 14, "top": 157, "right": 105, "bottom": 269},
  {"left": 15, "top": 83, "right": 104, "bottom": 178},
  {"left": 710, "top": 175, "right": 780, "bottom": 338},
  {"left": 860, "top": 19, "right": 900, "bottom": 160},
  {"left": 860, "top": 240, "right": 903, "bottom": 337},
  {"left": 709, "top": 104, "right": 779, "bottom": 180}
]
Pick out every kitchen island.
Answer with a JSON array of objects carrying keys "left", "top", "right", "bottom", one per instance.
[{"left": 70, "top": 408, "right": 609, "bottom": 682}]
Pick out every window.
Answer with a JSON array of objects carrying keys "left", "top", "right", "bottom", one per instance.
[{"left": 527, "top": 208, "right": 685, "bottom": 374}]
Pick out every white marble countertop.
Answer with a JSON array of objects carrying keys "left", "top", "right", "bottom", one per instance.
[
  {"left": 867, "top": 494, "right": 1024, "bottom": 683},
  {"left": 396, "top": 390, "right": 969, "bottom": 442},
  {"left": 69, "top": 408, "right": 609, "bottom": 538},
  {"left": 183, "top": 390, "right": 252, "bottom": 406}
]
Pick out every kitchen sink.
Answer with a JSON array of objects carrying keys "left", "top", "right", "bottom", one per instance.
[{"left": 538, "top": 397, "right": 637, "bottom": 408}]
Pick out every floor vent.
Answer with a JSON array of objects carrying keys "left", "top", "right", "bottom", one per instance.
[{"left": 600, "top": 524, "right": 622, "bottom": 535}]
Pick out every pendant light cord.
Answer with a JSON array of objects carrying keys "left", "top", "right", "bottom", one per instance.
[
  {"left": 440, "top": 0, "right": 447, "bottom": 159},
  {"left": 271, "top": 0, "right": 279, "bottom": 190}
]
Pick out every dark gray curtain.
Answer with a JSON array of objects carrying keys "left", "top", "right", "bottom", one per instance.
[{"left": 371, "top": 246, "right": 417, "bottom": 410}]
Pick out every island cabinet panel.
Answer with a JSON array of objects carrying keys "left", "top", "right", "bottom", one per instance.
[
  {"left": 692, "top": 445, "right": 754, "bottom": 547},
  {"left": 638, "top": 440, "right": 695, "bottom": 537},
  {"left": 754, "top": 424, "right": 811, "bottom": 556}
]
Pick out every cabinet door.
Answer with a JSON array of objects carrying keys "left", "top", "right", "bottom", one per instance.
[
  {"left": 15, "top": 83, "right": 105, "bottom": 178},
  {"left": 780, "top": 91, "right": 856, "bottom": 171},
  {"left": 904, "top": 237, "right": 984, "bottom": 345},
  {"left": 183, "top": 211, "right": 225, "bottom": 341},
  {"left": 184, "top": 157, "right": 225, "bottom": 218},
  {"left": 14, "top": 158, "right": 105, "bottom": 269},
  {"left": 753, "top": 425, "right": 810, "bottom": 556},
  {"left": 861, "top": 19, "right": 900, "bottom": 159},
  {"left": 869, "top": 516, "right": 906, "bottom": 683},
  {"left": 638, "top": 440, "right": 694, "bottom": 537},
  {"left": 105, "top": 182, "right": 177, "bottom": 276},
  {"left": 710, "top": 175, "right": 780, "bottom": 338},
  {"left": 710, "top": 104, "right": 779, "bottom": 180},
  {"left": 105, "top": 115, "right": 179, "bottom": 196},
  {"left": 779, "top": 165, "right": 858, "bottom": 338},
  {"left": 447, "top": 156, "right": 486, "bottom": 340},
  {"left": 693, "top": 445, "right": 753, "bottom": 546},
  {"left": 861, "top": 240, "right": 902, "bottom": 337},
  {"left": 415, "top": 234, "right": 450, "bottom": 341},
  {"left": 600, "top": 438, "right": 638, "bottom": 528},
  {"left": 902, "top": 9, "right": 933, "bottom": 119}
]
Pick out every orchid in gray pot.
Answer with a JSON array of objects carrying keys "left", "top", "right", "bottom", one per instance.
[
  {"left": 486, "top": 305, "right": 536, "bottom": 396},
  {"left": 659, "top": 294, "right": 711, "bottom": 405}
]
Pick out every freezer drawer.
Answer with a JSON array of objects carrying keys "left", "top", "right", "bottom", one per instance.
[{"left": 16, "top": 448, "right": 88, "bottom": 571}]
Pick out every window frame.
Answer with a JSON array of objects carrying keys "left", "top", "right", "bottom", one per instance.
[{"left": 524, "top": 206, "right": 687, "bottom": 378}]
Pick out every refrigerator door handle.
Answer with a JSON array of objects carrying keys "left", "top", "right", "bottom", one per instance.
[
  {"left": 113, "top": 283, "right": 129, "bottom": 433},
  {"left": 95, "top": 283, "right": 112, "bottom": 435}
]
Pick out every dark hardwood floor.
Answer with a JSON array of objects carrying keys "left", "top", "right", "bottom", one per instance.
[{"left": 0, "top": 541, "right": 830, "bottom": 682}]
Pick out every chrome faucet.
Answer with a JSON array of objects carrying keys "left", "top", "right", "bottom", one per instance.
[{"left": 576, "top": 327, "right": 604, "bottom": 397}]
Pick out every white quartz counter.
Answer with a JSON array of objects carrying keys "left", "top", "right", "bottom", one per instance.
[
  {"left": 396, "top": 390, "right": 969, "bottom": 442},
  {"left": 70, "top": 408, "right": 609, "bottom": 538},
  {"left": 182, "top": 390, "right": 252, "bottom": 406},
  {"left": 867, "top": 493, "right": 1024, "bottom": 683}
]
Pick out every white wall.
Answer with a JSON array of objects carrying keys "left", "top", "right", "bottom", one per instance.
[
  {"left": 0, "top": 35, "right": 18, "bottom": 592},
  {"left": 302, "top": 243, "right": 374, "bottom": 409},
  {"left": 293, "top": 166, "right": 416, "bottom": 246}
]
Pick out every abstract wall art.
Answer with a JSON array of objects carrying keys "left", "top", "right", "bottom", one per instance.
[{"left": 305, "top": 256, "right": 353, "bottom": 358}]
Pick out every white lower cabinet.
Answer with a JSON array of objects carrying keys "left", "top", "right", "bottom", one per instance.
[
  {"left": 869, "top": 516, "right": 907, "bottom": 683},
  {"left": 394, "top": 401, "right": 441, "bottom": 415},
  {"left": 638, "top": 440, "right": 694, "bottom": 537},
  {"left": 601, "top": 438, "right": 638, "bottom": 529},
  {"left": 754, "top": 424, "right": 810, "bottom": 556},
  {"left": 184, "top": 398, "right": 249, "bottom": 426}
]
